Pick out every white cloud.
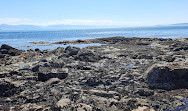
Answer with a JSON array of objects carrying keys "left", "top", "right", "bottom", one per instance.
[
  {"left": 0, "top": 18, "right": 35, "bottom": 25},
  {"left": 1, "top": 18, "right": 188, "bottom": 27},
  {"left": 0, "top": 18, "right": 139, "bottom": 26},
  {"left": 43, "top": 19, "right": 139, "bottom": 26}
]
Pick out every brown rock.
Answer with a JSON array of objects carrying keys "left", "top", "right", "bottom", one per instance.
[
  {"left": 56, "top": 98, "right": 71, "bottom": 108},
  {"left": 132, "top": 106, "right": 155, "bottom": 111},
  {"left": 43, "top": 78, "right": 61, "bottom": 86}
]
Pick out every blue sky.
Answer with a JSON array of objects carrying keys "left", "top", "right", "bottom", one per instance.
[{"left": 0, "top": 0, "right": 188, "bottom": 26}]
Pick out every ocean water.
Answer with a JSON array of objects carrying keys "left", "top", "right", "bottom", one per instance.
[{"left": 0, "top": 26, "right": 188, "bottom": 50}]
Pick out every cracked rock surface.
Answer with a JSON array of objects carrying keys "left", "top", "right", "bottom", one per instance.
[{"left": 0, "top": 37, "right": 188, "bottom": 111}]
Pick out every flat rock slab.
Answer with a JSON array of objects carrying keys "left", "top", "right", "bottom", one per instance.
[
  {"left": 56, "top": 98, "right": 71, "bottom": 108},
  {"left": 89, "top": 89, "right": 118, "bottom": 98},
  {"left": 38, "top": 67, "right": 68, "bottom": 82}
]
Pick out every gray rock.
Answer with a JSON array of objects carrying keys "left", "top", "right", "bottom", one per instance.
[
  {"left": 146, "top": 63, "right": 188, "bottom": 90},
  {"left": 164, "top": 55, "right": 175, "bottom": 62},
  {"left": 0, "top": 79, "right": 20, "bottom": 97},
  {"left": 75, "top": 49, "right": 101, "bottom": 62},
  {"left": 135, "top": 88, "right": 154, "bottom": 97},
  {"left": 0, "top": 44, "right": 23, "bottom": 56},
  {"left": 51, "top": 47, "right": 65, "bottom": 55},
  {"left": 0, "top": 54, "right": 6, "bottom": 58},
  {"left": 0, "top": 37, "right": 188, "bottom": 110},
  {"left": 38, "top": 67, "right": 68, "bottom": 81},
  {"left": 131, "top": 54, "right": 153, "bottom": 59},
  {"left": 84, "top": 77, "right": 111, "bottom": 86},
  {"left": 65, "top": 46, "right": 80, "bottom": 56},
  {"left": 138, "top": 55, "right": 153, "bottom": 59},
  {"left": 32, "top": 60, "right": 65, "bottom": 72},
  {"left": 89, "top": 90, "right": 119, "bottom": 98},
  {"left": 56, "top": 98, "right": 71, "bottom": 108},
  {"left": 44, "top": 61, "right": 65, "bottom": 68}
]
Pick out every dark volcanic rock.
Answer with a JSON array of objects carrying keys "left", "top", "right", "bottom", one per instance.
[
  {"left": 38, "top": 67, "right": 68, "bottom": 81},
  {"left": 0, "top": 79, "right": 20, "bottom": 97},
  {"left": 136, "top": 42, "right": 150, "bottom": 45},
  {"left": 34, "top": 48, "right": 40, "bottom": 52},
  {"left": 147, "top": 63, "right": 188, "bottom": 90},
  {"left": 132, "top": 54, "right": 153, "bottom": 59},
  {"left": 164, "top": 55, "right": 175, "bottom": 62},
  {"left": 0, "top": 37, "right": 188, "bottom": 111},
  {"left": 65, "top": 46, "right": 80, "bottom": 56},
  {"left": 51, "top": 47, "right": 65, "bottom": 55},
  {"left": 173, "top": 45, "right": 188, "bottom": 51},
  {"left": 32, "top": 65, "right": 41, "bottom": 72},
  {"left": 75, "top": 49, "right": 101, "bottom": 62},
  {"left": 44, "top": 61, "right": 65, "bottom": 68},
  {"left": 76, "top": 39, "right": 85, "bottom": 43},
  {"left": 84, "top": 77, "right": 111, "bottom": 87},
  {"left": 32, "top": 60, "right": 65, "bottom": 72},
  {"left": 137, "top": 55, "right": 153, "bottom": 59},
  {"left": 77, "top": 65, "right": 92, "bottom": 70},
  {"left": 135, "top": 88, "right": 154, "bottom": 97},
  {"left": 0, "top": 44, "right": 23, "bottom": 56},
  {"left": 0, "top": 54, "right": 6, "bottom": 58}
]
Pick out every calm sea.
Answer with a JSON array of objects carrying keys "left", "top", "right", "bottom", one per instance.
[{"left": 0, "top": 26, "right": 188, "bottom": 50}]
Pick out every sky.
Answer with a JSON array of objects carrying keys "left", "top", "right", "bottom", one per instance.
[{"left": 0, "top": 0, "right": 188, "bottom": 26}]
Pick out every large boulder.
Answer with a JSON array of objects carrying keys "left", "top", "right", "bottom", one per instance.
[
  {"left": 75, "top": 49, "right": 101, "bottom": 62},
  {"left": 65, "top": 46, "right": 80, "bottom": 56},
  {"left": 146, "top": 63, "right": 188, "bottom": 90},
  {"left": 38, "top": 67, "right": 68, "bottom": 81},
  {"left": 51, "top": 47, "right": 65, "bottom": 55},
  {"left": 32, "top": 59, "right": 65, "bottom": 72},
  {"left": 0, "top": 44, "right": 23, "bottom": 56},
  {"left": 43, "top": 61, "right": 65, "bottom": 68}
]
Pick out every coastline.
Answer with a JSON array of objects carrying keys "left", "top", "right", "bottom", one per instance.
[
  {"left": 1, "top": 27, "right": 188, "bottom": 51},
  {"left": 27, "top": 37, "right": 188, "bottom": 50},
  {"left": 0, "top": 37, "right": 188, "bottom": 110}
]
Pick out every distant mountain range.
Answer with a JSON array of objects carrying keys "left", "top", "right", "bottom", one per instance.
[
  {"left": 0, "top": 24, "right": 122, "bottom": 30},
  {"left": 0, "top": 23, "right": 188, "bottom": 30},
  {"left": 0, "top": 24, "right": 41, "bottom": 30},
  {"left": 170, "top": 23, "right": 188, "bottom": 26}
]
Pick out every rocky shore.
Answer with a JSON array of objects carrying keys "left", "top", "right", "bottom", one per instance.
[{"left": 0, "top": 37, "right": 188, "bottom": 111}]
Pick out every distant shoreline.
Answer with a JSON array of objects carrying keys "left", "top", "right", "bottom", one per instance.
[{"left": 0, "top": 24, "right": 188, "bottom": 31}]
